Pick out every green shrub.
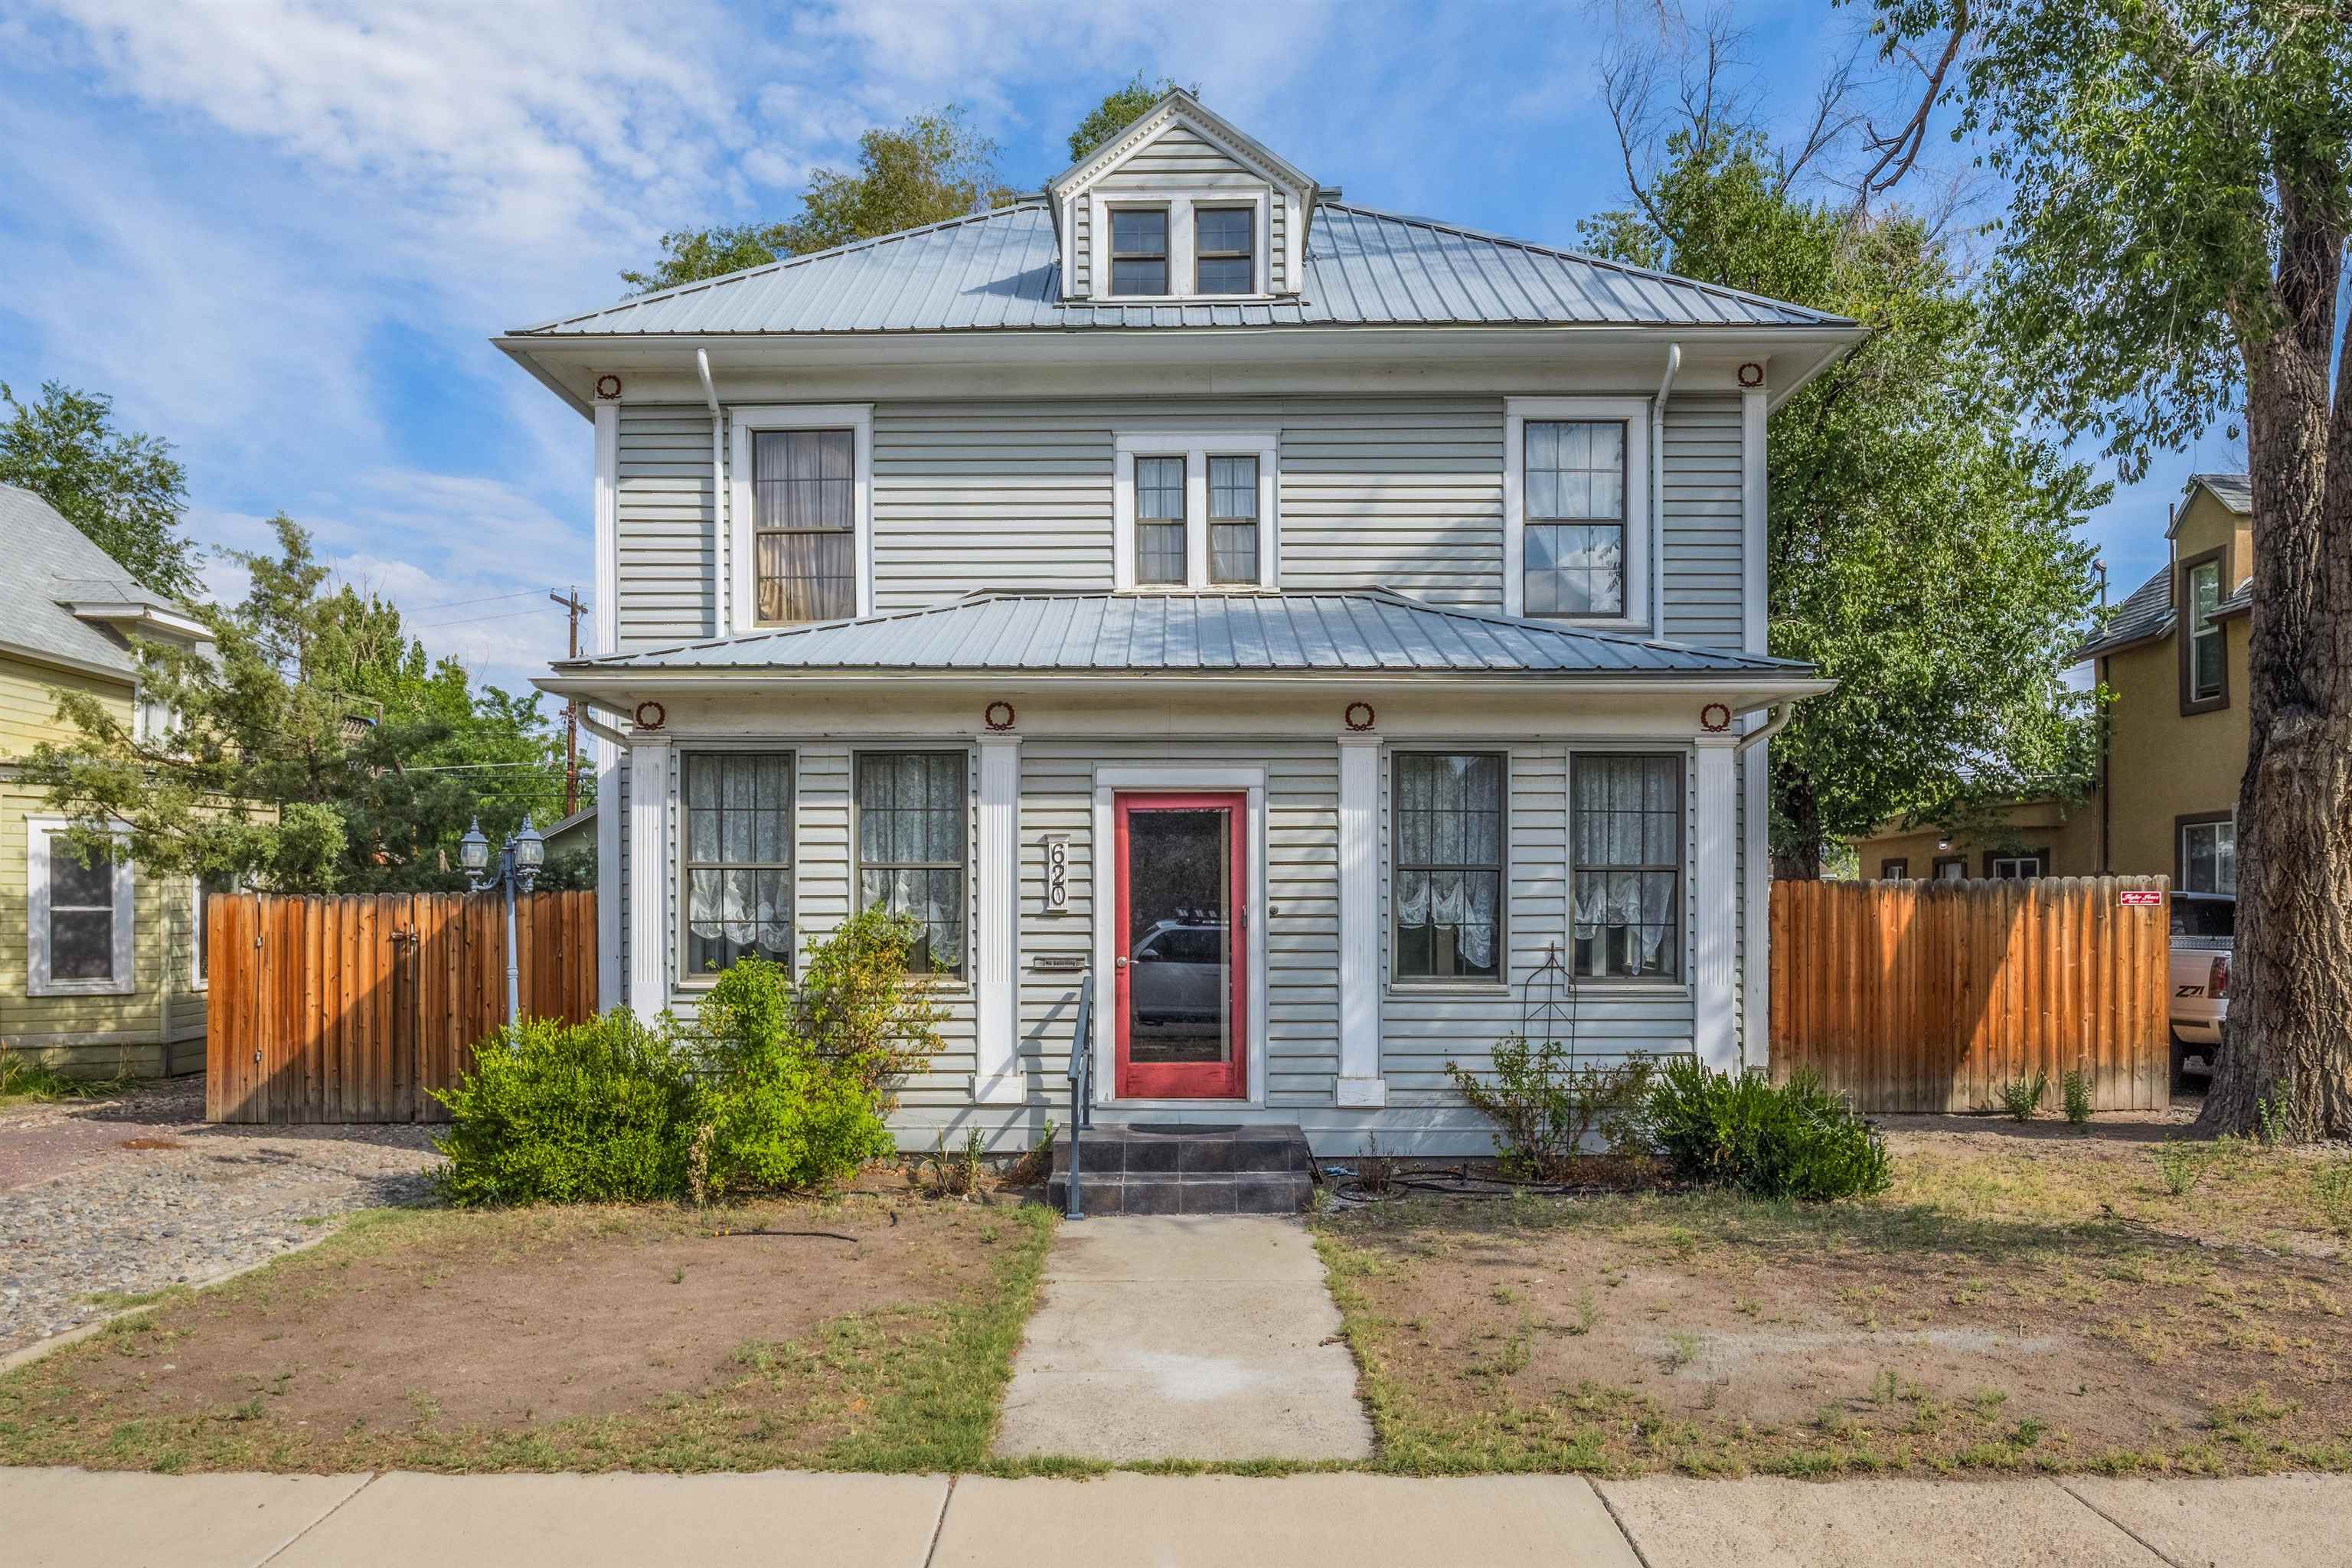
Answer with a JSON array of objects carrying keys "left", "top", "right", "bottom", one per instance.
[
  {"left": 2150, "top": 1141, "right": 2214, "bottom": 1198},
  {"left": 1643, "top": 1060, "right": 1890, "bottom": 1202},
  {"left": 431, "top": 1011, "right": 699, "bottom": 1205},
  {"left": 434, "top": 909, "right": 942, "bottom": 1206},
  {"left": 1997, "top": 1071, "right": 2048, "bottom": 1122},
  {"left": 2061, "top": 1070, "right": 2093, "bottom": 1129},
  {"left": 1444, "top": 1036, "right": 1654, "bottom": 1179}
]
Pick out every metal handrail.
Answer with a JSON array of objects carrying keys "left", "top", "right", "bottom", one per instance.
[{"left": 1064, "top": 972, "right": 1094, "bottom": 1220}]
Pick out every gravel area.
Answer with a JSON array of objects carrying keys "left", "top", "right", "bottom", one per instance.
[{"left": 2, "top": 1076, "right": 443, "bottom": 1356}]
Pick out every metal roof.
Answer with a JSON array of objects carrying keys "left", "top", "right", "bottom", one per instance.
[
  {"left": 557, "top": 590, "right": 1814, "bottom": 678},
  {"left": 511, "top": 202, "right": 1856, "bottom": 338},
  {"left": 0, "top": 483, "right": 178, "bottom": 678}
]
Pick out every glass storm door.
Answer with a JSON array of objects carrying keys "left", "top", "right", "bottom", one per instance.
[{"left": 1113, "top": 792, "right": 1247, "bottom": 1099}]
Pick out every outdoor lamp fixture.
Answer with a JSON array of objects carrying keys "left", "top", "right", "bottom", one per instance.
[{"left": 460, "top": 815, "right": 545, "bottom": 1025}]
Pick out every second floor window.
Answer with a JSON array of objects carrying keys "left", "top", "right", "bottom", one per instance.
[
  {"left": 1524, "top": 420, "right": 1628, "bottom": 618},
  {"left": 1195, "top": 207, "right": 1253, "bottom": 293},
  {"left": 753, "top": 428, "right": 855, "bottom": 625},
  {"left": 1110, "top": 208, "right": 1169, "bottom": 296},
  {"left": 1135, "top": 456, "right": 1187, "bottom": 584},
  {"left": 1208, "top": 456, "right": 1259, "bottom": 583},
  {"left": 2185, "top": 557, "right": 2224, "bottom": 705},
  {"left": 2180, "top": 818, "right": 2236, "bottom": 894}
]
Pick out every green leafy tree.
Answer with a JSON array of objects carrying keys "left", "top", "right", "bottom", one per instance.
[
  {"left": 24, "top": 516, "right": 573, "bottom": 890},
  {"left": 622, "top": 107, "right": 1018, "bottom": 292},
  {"left": 1583, "top": 75, "right": 2104, "bottom": 876},
  {"left": 1860, "top": 2, "right": 2352, "bottom": 1139},
  {"left": 0, "top": 380, "right": 201, "bottom": 599},
  {"left": 1065, "top": 72, "right": 1194, "bottom": 163}
]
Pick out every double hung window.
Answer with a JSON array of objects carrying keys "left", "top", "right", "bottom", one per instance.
[
  {"left": 856, "top": 752, "right": 968, "bottom": 978},
  {"left": 683, "top": 752, "right": 795, "bottom": 977},
  {"left": 1570, "top": 754, "right": 1682, "bottom": 981},
  {"left": 1393, "top": 753, "right": 1504, "bottom": 983}
]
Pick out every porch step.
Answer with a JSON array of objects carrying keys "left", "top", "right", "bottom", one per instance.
[{"left": 1046, "top": 1121, "right": 1314, "bottom": 1217}]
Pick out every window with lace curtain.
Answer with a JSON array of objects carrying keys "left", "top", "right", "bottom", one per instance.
[
  {"left": 1393, "top": 752, "right": 1504, "bottom": 982},
  {"left": 1571, "top": 753, "right": 1682, "bottom": 981},
  {"left": 855, "top": 751, "right": 967, "bottom": 977},
  {"left": 681, "top": 752, "right": 795, "bottom": 979}
]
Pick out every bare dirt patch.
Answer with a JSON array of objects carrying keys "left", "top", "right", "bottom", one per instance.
[
  {"left": 0, "top": 1191, "right": 1052, "bottom": 1473},
  {"left": 1318, "top": 1119, "right": 2352, "bottom": 1478}
]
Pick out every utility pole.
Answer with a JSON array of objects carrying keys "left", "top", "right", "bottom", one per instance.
[{"left": 550, "top": 587, "right": 585, "bottom": 815}]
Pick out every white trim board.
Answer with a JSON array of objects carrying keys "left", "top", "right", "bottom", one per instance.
[
  {"left": 726, "top": 403, "right": 875, "bottom": 633},
  {"left": 1502, "top": 396, "right": 1652, "bottom": 629},
  {"left": 1112, "top": 428, "right": 1280, "bottom": 592},
  {"left": 1089, "top": 765, "right": 1270, "bottom": 1109},
  {"left": 26, "top": 816, "right": 135, "bottom": 998}
]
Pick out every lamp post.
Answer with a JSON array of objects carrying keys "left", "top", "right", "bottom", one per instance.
[{"left": 460, "top": 815, "right": 545, "bottom": 1027}]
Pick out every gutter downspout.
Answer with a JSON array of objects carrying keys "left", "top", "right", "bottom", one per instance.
[
  {"left": 576, "top": 701, "right": 630, "bottom": 752},
  {"left": 697, "top": 349, "right": 725, "bottom": 633},
  {"left": 1735, "top": 703, "right": 1794, "bottom": 756},
  {"left": 1651, "top": 343, "right": 1681, "bottom": 635}
]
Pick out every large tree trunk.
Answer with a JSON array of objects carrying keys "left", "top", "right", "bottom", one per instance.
[{"left": 2197, "top": 192, "right": 2352, "bottom": 1141}]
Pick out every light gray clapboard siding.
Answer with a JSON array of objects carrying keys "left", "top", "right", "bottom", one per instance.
[
  {"left": 1011, "top": 740, "right": 1339, "bottom": 1109},
  {"left": 1070, "top": 201, "right": 1090, "bottom": 296},
  {"left": 869, "top": 397, "right": 1506, "bottom": 611},
  {"left": 616, "top": 404, "right": 716, "bottom": 648},
  {"left": 1378, "top": 744, "right": 1699, "bottom": 1104},
  {"left": 1661, "top": 394, "right": 1745, "bottom": 648},
  {"left": 1089, "top": 126, "right": 1286, "bottom": 294}
]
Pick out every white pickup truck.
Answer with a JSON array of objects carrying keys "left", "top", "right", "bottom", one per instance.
[{"left": 2171, "top": 891, "right": 2233, "bottom": 1086}]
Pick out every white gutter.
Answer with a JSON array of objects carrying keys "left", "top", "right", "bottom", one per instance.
[
  {"left": 1651, "top": 342, "right": 1681, "bottom": 635},
  {"left": 697, "top": 349, "right": 726, "bottom": 633},
  {"left": 1735, "top": 702, "right": 1795, "bottom": 754},
  {"left": 575, "top": 700, "right": 631, "bottom": 750}
]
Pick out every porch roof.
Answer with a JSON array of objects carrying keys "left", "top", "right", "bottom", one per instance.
[{"left": 553, "top": 589, "right": 1815, "bottom": 678}]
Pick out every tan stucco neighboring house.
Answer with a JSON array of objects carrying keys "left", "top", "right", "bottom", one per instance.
[
  {"left": 1852, "top": 473, "right": 2251, "bottom": 890},
  {"left": 0, "top": 483, "right": 217, "bottom": 1077}
]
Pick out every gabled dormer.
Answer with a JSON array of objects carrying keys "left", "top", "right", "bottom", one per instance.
[{"left": 1047, "top": 89, "right": 1317, "bottom": 303}]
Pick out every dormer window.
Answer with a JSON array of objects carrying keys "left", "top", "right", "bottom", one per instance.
[
  {"left": 1195, "top": 208, "right": 1254, "bottom": 294},
  {"left": 1110, "top": 209, "right": 1169, "bottom": 296}
]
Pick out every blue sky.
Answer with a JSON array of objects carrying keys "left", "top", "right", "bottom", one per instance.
[{"left": 0, "top": 0, "right": 2239, "bottom": 700}]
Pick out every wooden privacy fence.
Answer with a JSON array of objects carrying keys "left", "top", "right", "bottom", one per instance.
[
  {"left": 205, "top": 890, "right": 599, "bottom": 1125},
  {"left": 1770, "top": 876, "right": 2171, "bottom": 1114}
]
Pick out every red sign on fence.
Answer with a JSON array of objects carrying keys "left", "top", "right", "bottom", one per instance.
[{"left": 2118, "top": 890, "right": 2163, "bottom": 906}]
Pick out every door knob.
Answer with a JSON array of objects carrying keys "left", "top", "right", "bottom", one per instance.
[{"left": 1116, "top": 956, "right": 1129, "bottom": 969}]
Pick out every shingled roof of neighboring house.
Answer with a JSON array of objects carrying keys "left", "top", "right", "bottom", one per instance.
[
  {"left": 0, "top": 483, "right": 185, "bottom": 680},
  {"left": 555, "top": 589, "right": 1817, "bottom": 678},
  {"left": 2075, "top": 564, "right": 2174, "bottom": 662},
  {"left": 509, "top": 201, "right": 1858, "bottom": 338},
  {"left": 2188, "top": 472, "right": 2252, "bottom": 514}
]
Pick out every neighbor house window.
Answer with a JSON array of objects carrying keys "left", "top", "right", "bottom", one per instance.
[
  {"left": 1194, "top": 207, "right": 1253, "bottom": 294},
  {"left": 2180, "top": 817, "right": 2236, "bottom": 895},
  {"left": 1135, "top": 456, "right": 1187, "bottom": 585},
  {"left": 1880, "top": 858, "right": 1909, "bottom": 880},
  {"left": 2182, "top": 553, "right": 2226, "bottom": 707},
  {"left": 1393, "top": 753, "right": 1504, "bottom": 982},
  {"left": 1932, "top": 855, "right": 1968, "bottom": 881},
  {"left": 1987, "top": 852, "right": 2046, "bottom": 880},
  {"left": 28, "top": 819, "right": 133, "bottom": 997},
  {"left": 1208, "top": 456, "right": 1259, "bottom": 583},
  {"left": 752, "top": 428, "right": 856, "bottom": 625},
  {"left": 856, "top": 751, "right": 967, "bottom": 977},
  {"left": 1524, "top": 420, "right": 1628, "bottom": 618},
  {"left": 1572, "top": 753, "right": 1682, "bottom": 981},
  {"left": 682, "top": 752, "right": 795, "bottom": 978},
  {"left": 1109, "top": 208, "right": 1169, "bottom": 295}
]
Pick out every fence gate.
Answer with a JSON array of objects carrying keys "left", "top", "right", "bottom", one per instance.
[
  {"left": 1769, "top": 876, "right": 2171, "bottom": 1114},
  {"left": 204, "top": 890, "right": 599, "bottom": 1125}
]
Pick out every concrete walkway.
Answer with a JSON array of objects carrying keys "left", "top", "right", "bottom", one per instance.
[
  {"left": 991, "top": 1215, "right": 1373, "bottom": 1462},
  {"left": 8, "top": 1467, "right": 2347, "bottom": 1566}
]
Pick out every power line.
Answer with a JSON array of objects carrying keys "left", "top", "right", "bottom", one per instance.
[
  {"left": 410, "top": 606, "right": 567, "bottom": 631},
  {"left": 403, "top": 588, "right": 545, "bottom": 614}
]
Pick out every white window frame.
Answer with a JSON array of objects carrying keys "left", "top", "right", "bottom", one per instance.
[
  {"left": 1504, "top": 397, "right": 1651, "bottom": 629},
  {"left": 2180, "top": 817, "right": 2236, "bottom": 895},
  {"left": 1990, "top": 854, "right": 2045, "bottom": 880},
  {"left": 1088, "top": 188, "right": 1272, "bottom": 302},
  {"left": 727, "top": 404, "right": 874, "bottom": 633},
  {"left": 28, "top": 816, "right": 135, "bottom": 998},
  {"left": 674, "top": 745, "right": 798, "bottom": 991},
  {"left": 851, "top": 746, "right": 976, "bottom": 986},
  {"left": 1112, "top": 430, "right": 1279, "bottom": 591}
]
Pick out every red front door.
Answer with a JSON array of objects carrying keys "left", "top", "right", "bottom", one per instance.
[{"left": 1114, "top": 792, "right": 1247, "bottom": 1099}]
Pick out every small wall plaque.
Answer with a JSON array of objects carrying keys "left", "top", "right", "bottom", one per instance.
[{"left": 1031, "top": 952, "right": 1088, "bottom": 972}]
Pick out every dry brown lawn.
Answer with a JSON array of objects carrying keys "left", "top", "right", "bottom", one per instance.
[
  {"left": 1315, "top": 1112, "right": 2352, "bottom": 1478},
  {"left": 0, "top": 1185, "right": 1052, "bottom": 1474}
]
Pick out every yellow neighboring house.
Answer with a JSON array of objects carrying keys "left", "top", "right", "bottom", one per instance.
[
  {"left": 1853, "top": 473, "right": 2250, "bottom": 890},
  {"left": 2, "top": 483, "right": 218, "bottom": 1077}
]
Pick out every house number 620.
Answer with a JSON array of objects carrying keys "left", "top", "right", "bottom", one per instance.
[{"left": 1044, "top": 836, "right": 1069, "bottom": 914}]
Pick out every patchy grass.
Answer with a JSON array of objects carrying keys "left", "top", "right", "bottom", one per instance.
[
  {"left": 1315, "top": 1120, "right": 2352, "bottom": 1479},
  {"left": 0, "top": 1057, "right": 141, "bottom": 1109},
  {"left": 0, "top": 1193, "right": 1054, "bottom": 1474}
]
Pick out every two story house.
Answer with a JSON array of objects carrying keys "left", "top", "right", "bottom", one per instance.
[
  {"left": 1853, "top": 472, "right": 2249, "bottom": 893},
  {"left": 507, "top": 92, "right": 1854, "bottom": 1155}
]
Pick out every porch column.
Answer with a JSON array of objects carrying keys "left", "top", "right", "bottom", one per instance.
[
  {"left": 972, "top": 734, "right": 1023, "bottom": 1104},
  {"left": 1334, "top": 734, "right": 1386, "bottom": 1107},
  {"left": 1693, "top": 732, "right": 1740, "bottom": 1073},
  {"left": 627, "top": 730, "right": 671, "bottom": 1020}
]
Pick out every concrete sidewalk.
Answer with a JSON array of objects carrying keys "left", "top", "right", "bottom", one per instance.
[{"left": 7, "top": 1465, "right": 2345, "bottom": 1567}]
